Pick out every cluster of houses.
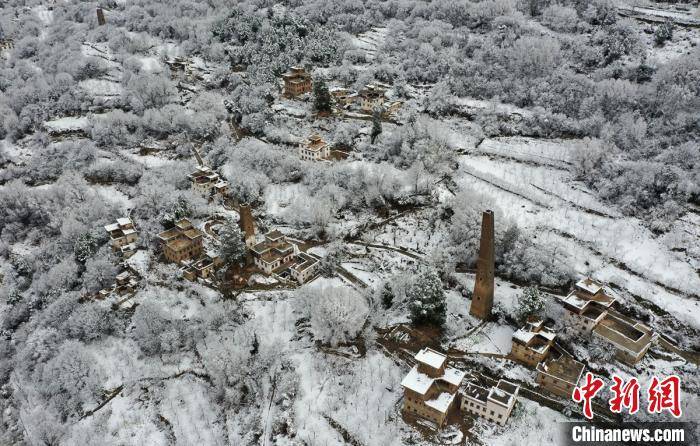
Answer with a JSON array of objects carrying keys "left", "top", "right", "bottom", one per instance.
[
  {"left": 507, "top": 278, "right": 656, "bottom": 401},
  {"left": 188, "top": 165, "right": 229, "bottom": 200},
  {"left": 401, "top": 348, "right": 520, "bottom": 428},
  {"left": 281, "top": 66, "right": 401, "bottom": 116},
  {"left": 400, "top": 210, "right": 660, "bottom": 432},
  {"left": 239, "top": 206, "right": 320, "bottom": 285},
  {"left": 98, "top": 217, "right": 141, "bottom": 299}
]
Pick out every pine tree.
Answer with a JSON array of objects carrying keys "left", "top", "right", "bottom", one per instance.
[
  {"left": 313, "top": 78, "right": 332, "bottom": 114},
  {"left": 516, "top": 286, "right": 545, "bottom": 322},
  {"left": 408, "top": 268, "right": 446, "bottom": 327},
  {"left": 380, "top": 281, "right": 394, "bottom": 309},
  {"left": 370, "top": 108, "right": 382, "bottom": 144},
  {"left": 654, "top": 22, "right": 673, "bottom": 47},
  {"left": 219, "top": 218, "right": 247, "bottom": 265}
]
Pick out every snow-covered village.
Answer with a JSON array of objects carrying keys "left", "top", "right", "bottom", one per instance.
[{"left": 0, "top": 0, "right": 699, "bottom": 445}]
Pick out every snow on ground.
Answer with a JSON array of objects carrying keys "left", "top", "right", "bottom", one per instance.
[
  {"left": 472, "top": 398, "right": 571, "bottom": 446},
  {"left": 453, "top": 322, "right": 514, "bottom": 355},
  {"left": 454, "top": 146, "right": 700, "bottom": 329},
  {"left": 455, "top": 97, "right": 534, "bottom": 119},
  {"left": 126, "top": 249, "right": 151, "bottom": 276},
  {"left": 79, "top": 79, "right": 123, "bottom": 97},
  {"left": 263, "top": 183, "right": 307, "bottom": 218},
  {"left": 43, "top": 116, "right": 90, "bottom": 133},
  {"left": 160, "top": 376, "right": 225, "bottom": 446},
  {"left": 92, "top": 184, "right": 132, "bottom": 212},
  {"left": 349, "top": 27, "right": 388, "bottom": 61}
]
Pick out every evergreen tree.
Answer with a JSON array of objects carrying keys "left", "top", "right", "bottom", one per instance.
[
  {"left": 380, "top": 281, "right": 394, "bottom": 309},
  {"left": 313, "top": 78, "right": 332, "bottom": 114},
  {"left": 654, "top": 22, "right": 673, "bottom": 47},
  {"left": 407, "top": 268, "right": 446, "bottom": 327},
  {"left": 219, "top": 218, "right": 247, "bottom": 265},
  {"left": 370, "top": 108, "right": 382, "bottom": 144},
  {"left": 516, "top": 286, "right": 545, "bottom": 322}
]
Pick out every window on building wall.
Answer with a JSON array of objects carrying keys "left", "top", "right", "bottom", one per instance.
[
  {"left": 498, "top": 414, "right": 502, "bottom": 419},
  {"left": 490, "top": 410, "right": 494, "bottom": 416}
]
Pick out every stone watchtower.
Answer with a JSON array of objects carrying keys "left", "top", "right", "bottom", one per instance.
[{"left": 469, "top": 210, "right": 495, "bottom": 320}]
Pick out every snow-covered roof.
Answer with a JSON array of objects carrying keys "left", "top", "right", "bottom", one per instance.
[
  {"left": 400, "top": 366, "right": 433, "bottom": 395},
  {"left": 415, "top": 347, "right": 446, "bottom": 369},
  {"left": 424, "top": 392, "right": 456, "bottom": 414},
  {"left": 488, "top": 380, "right": 519, "bottom": 408},
  {"left": 539, "top": 330, "right": 556, "bottom": 341},
  {"left": 561, "top": 291, "right": 589, "bottom": 310},
  {"left": 512, "top": 329, "right": 536, "bottom": 344},
  {"left": 576, "top": 278, "right": 602, "bottom": 295},
  {"left": 116, "top": 217, "right": 132, "bottom": 226},
  {"left": 442, "top": 367, "right": 466, "bottom": 387},
  {"left": 104, "top": 223, "right": 119, "bottom": 232}
]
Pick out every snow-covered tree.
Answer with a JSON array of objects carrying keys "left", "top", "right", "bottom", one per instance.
[
  {"left": 297, "top": 284, "right": 368, "bottom": 347},
  {"left": 407, "top": 268, "right": 446, "bottom": 327},
  {"left": 516, "top": 286, "right": 545, "bottom": 323},
  {"left": 313, "top": 77, "right": 332, "bottom": 114},
  {"left": 219, "top": 217, "right": 247, "bottom": 265}
]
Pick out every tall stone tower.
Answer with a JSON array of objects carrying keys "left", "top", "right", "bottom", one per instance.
[
  {"left": 238, "top": 204, "right": 256, "bottom": 248},
  {"left": 469, "top": 210, "right": 495, "bottom": 320},
  {"left": 96, "top": 8, "right": 106, "bottom": 26}
]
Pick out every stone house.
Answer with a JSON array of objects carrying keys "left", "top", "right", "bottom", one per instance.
[
  {"left": 460, "top": 380, "right": 519, "bottom": 426},
  {"left": 510, "top": 319, "right": 556, "bottom": 368},
  {"left": 559, "top": 278, "right": 618, "bottom": 335},
  {"left": 289, "top": 252, "right": 320, "bottom": 284},
  {"left": 250, "top": 230, "right": 296, "bottom": 274},
  {"left": 282, "top": 66, "right": 312, "bottom": 97},
  {"left": 157, "top": 219, "right": 204, "bottom": 263},
  {"left": 188, "top": 166, "right": 229, "bottom": 199},
  {"left": 330, "top": 87, "right": 357, "bottom": 107},
  {"left": 298, "top": 134, "right": 330, "bottom": 161},
  {"left": 401, "top": 348, "right": 466, "bottom": 428},
  {"left": 183, "top": 252, "right": 223, "bottom": 282},
  {"left": 104, "top": 217, "right": 139, "bottom": 258},
  {"left": 358, "top": 84, "right": 386, "bottom": 113},
  {"left": 535, "top": 346, "right": 585, "bottom": 398},
  {"left": 593, "top": 313, "right": 656, "bottom": 365}
]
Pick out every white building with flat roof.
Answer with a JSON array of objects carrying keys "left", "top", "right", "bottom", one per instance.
[{"left": 460, "top": 379, "right": 519, "bottom": 426}]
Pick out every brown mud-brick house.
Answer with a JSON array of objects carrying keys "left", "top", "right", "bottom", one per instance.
[
  {"left": 401, "top": 348, "right": 466, "bottom": 428},
  {"left": 330, "top": 87, "right": 357, "bottom": 108},
  {"left": 298, "top": 134, "right": 330, "bottom": 161},
  {"left": 559, "top": 278, "right": 619, "bottom": 335},
  {"left": 460, "top": 380, "right": 519, "bottom": 426},
  {"left": 510, "top": 319, "right": 556, "bottom": 368},
  {"left": 593, "top": 313, "right": 656, "bottom": 365},
  {"left": 358, "top": 84, "right": 387, "bottom": 113},
  {"left": 182, "top": 252, "right": 223, "bottom": 282},
  {"left": 98, "top": 269, "right": 139, "bottom": 299},
  {"left": 157, "top": 219, "right": 204, "bottom": 263},
  {"left": 250, "top": 230, "right": 296, "bottom": 274},
  {"left": 282, "top": 66, "right": 312, "bottom": 97},
  {"left": 165, "top": 56, "right": 197, "bottom": 82},
  {"left": 104, "top": 217, "right": 139, "bottom": 258},
  {"left": 535, "top": 346, "right": 585, "bottom": 398},
  {"left": 188, "top": 166, "right": 229, "bottom": 199}
]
